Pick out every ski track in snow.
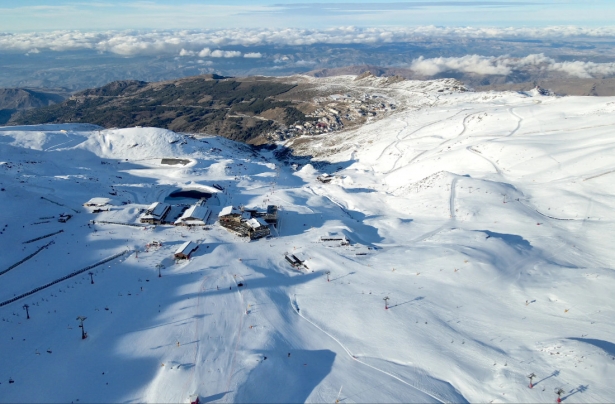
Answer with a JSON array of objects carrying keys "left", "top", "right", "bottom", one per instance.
[
  {"left": 380, "top": 109, "right": 469, "bottom": 174},
  {"left": 449, "top": 176, "right": 458, "bottom": 219},
  {"left": 290, "top": 298, "right": 447, "bottom": 404},
  {"left": 507, "top": 107, "right": 523, "bottom": 138}
]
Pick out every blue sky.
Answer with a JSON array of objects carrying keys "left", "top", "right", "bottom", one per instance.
[{"left": 1, "top": 1, "right": 614, "bottom": 31}]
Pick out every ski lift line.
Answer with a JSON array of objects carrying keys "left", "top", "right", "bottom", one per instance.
[
  {"left": 0, "top": 240, "right": 55, "bottom": 277},
  {"left": 23, "top": 230, "right": 64, "bottom": 244},
  {"left": 289, "top": 298, "right": 445, "bottom": 404},
  {"left": 40, "top": 196, "right": 81, "bottom": 213},
  {"left": 0, "top": 250, "right": 130, "bottom": 308}
]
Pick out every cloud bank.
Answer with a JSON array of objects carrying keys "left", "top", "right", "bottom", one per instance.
[
  {"left": 180, "top": 48, "right": 243, "bottom": 58},
  {"left": 2, "top": 26, "right": 615, "bottom": 56},
  {"left": 410, "top": 54, "right": 615, "bottom": 79}
]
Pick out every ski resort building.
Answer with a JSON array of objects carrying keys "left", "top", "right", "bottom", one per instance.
[
  {"left": 218, "top": 206, "right": 249, "bottom": 236},
  {"left": 174, "top": 201, "right": 211, "bottom": 226},
  {"left": 218, "top": 206, "right": 272, "bottom": 239},
  {"left": 320, "top": 232, "right": 350, "bottom": 246},
  {"left": 83, "top": 197, "right": 111, "bottom": 207},
  {"left": 263, "top": 205, "right": 278, "bottom": 224},
  {"left": 58, "top": 214, "right": 72, "bottom": 223},
  {"left": 245, "top": 218, "right": 271, "bottom": 240},
  {"left": 140, "top": 202, "right": 171, "bottom": 224},
  {"left": 219, "top": 206, "right": 241, "bottom": 223},
  {"left": 174, "top": 241, "right": 198, "bottom": 260},
  {"left": 238, "top": 205, "right": 278, "bottom": 225},
  {"left": 317, "top": 173, "right": 334, "bottom": 183}
]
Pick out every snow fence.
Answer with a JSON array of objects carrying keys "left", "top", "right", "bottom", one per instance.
[{"left": 0, "top": 250, "right": 130, "bottom": 308}]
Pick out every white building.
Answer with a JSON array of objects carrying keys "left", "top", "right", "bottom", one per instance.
[
  {"left": 83, "top": 197, "right": 111, "bottom": 207},
  {"left": 174, "top": 241, "right": 198, "bottom": 260},
  {"left": 140, "top": 202, "right": 171, "bottom": 224},
  {"left": 174, "top": 204, "right": 211, "bottom": 226},
  {"left": 245, "top": 217, "right": 270, "bottom": 240}
]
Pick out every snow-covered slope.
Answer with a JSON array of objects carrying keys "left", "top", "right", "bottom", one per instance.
[{"left": 1, "top": 86, "right": 614, "bottom": 403}]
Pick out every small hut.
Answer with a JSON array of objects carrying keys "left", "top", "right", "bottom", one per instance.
[
  {"left": 317, "top": 173, "right": 333, "bottom": 183},
  {"left": 83, "top": 197, "right": 111, "bottom": 207},
  {"left": 320, "top": 232, "right": 350, "bottom": 246},
  {"left": 58, "top": 213, "right": 72, "bottom": 223},
  {"left": 174, "top": 241, "right": 198, "bottom": 260}
]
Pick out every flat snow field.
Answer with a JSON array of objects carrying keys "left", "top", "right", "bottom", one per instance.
[{"left": 1, "top": 86, "right": 615, "bottom": 403}]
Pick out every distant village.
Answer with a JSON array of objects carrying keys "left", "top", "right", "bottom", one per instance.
[{"left": 268, "top": 92, "right": 397, "bottom": 141}]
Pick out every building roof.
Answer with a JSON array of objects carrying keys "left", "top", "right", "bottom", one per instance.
[
  {"left": 245, "top": 218, "right": 268, "bottom": 229},
  {"left": 245, "top": 218, "right": 260, "bottom": 229},
  {"left": 219, "top": 206, "right": 239, "bottom": 217},
  {"left": 175, "top": 241, "right": 197, "bottom": 255},
  {"left": 84, "top": 197, "right": 111, "bottom": 206},
  {"left": 179, "top": 204, "right": 210, "bottom": 221},
  {"left": 147, "top": 202, "right": 170, "bottom": 218}
]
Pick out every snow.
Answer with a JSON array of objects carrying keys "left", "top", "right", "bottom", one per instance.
[{"left": 1, "top": 87, "right": 615, "bottom": 403}]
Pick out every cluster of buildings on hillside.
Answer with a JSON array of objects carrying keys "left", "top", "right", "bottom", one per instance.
[
  {"left": 82, "top": 192, "right": 280, "bottom": 267},
  {"left": 268, "top": 92, "right": 397, "bottom": 141},
  {"left": 170, "top": 204, "right": 278, "bottom": 261},
  {"left": 218, "top": 205, "right": 277, "bottom": 240},
  {"left": 139, "top": 199, "right": 211, "bottom": 226},
  {"left": 84, "top": 194, "right": 278, "bottom": 242}
]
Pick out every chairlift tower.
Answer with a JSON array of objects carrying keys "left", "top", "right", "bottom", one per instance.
[
  {"left": 555, "top": 388, "right": 565, "bottom": 403},
  {"left": 384, "top": 296, "right": 390, "bottom": 310},
  {"left": 23, "top": 304, "right": 30, "bottom": 319},
  {"left": 326, "top": 271, "right": 331, "bottom": 282},
  {"left": 528, "top": 372, "right": 536, "bottom": 388},
  {"left": 76, "top": 316, "right": 87, "bottom": 340},
  {"left": 88, "top": 271, "right": 94, "bottom": 284}
]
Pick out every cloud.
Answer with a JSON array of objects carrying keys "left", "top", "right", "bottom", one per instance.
[
  {"left": 409, "top": 54, "right": 615, "bottom": 78},
  {"left": 180, "top": 47, "right": 242, "bottom": 58},
  {"left": 1, "top": 28, "right": 615, "bottom": 79},
  {"left": 548, "top": 60, "right": 615, "bottom": 79},
  {"left": 2, "top": 26, "right": 615, "bottom": 57},
  {"left": 210, "top": 49, "right": 242, "bottom": 58},
  {"left": 244, "top": 52, "right": 262, "bottom": 58},
  {"left": 411, "top": 55, "right": 513, "bottom": 76}
]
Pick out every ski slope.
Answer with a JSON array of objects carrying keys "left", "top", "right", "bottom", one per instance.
[{"left": 1, "top": 84, "right": 615, "bottom": 403}]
